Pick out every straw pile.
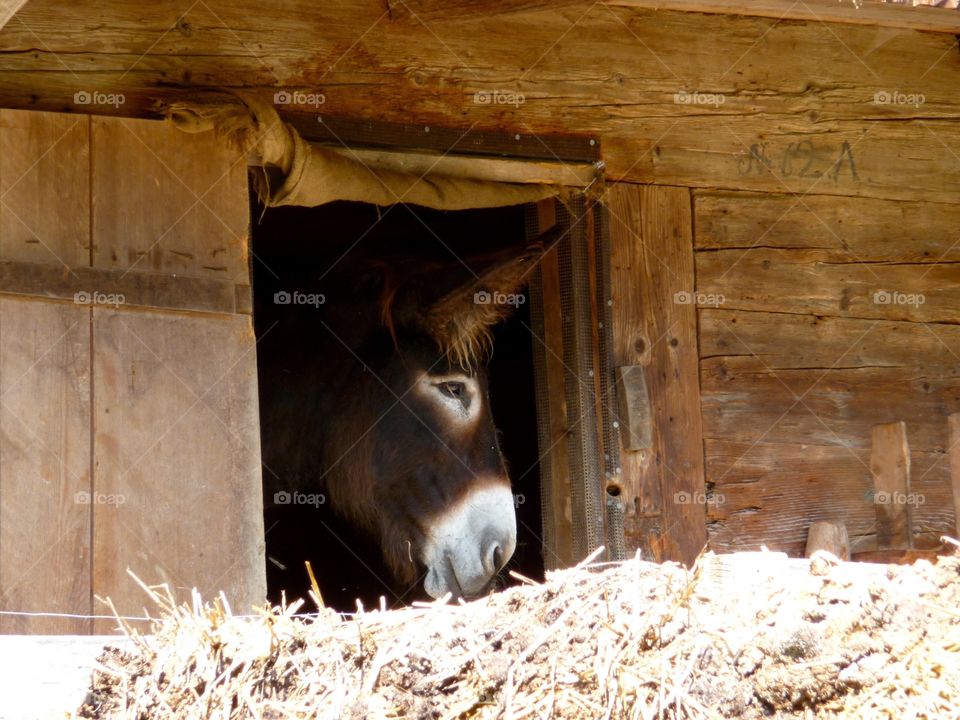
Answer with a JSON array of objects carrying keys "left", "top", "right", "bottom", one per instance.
[{"left": 77, "top": 546, "right": 960, "bottom": 719}]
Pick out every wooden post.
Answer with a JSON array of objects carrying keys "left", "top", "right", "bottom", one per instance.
[
  {"left": 870, "top": 421, "right": 912, "bottom": 550},
  {"left": 949, "top": 413, "right": 960, "bottom": 540},
  {"left": 805, "top": 521, "right": 849, "bottom": 561}
]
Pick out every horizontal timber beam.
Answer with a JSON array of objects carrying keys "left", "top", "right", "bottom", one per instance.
[{"left": 0, "top": 259, "right": 251, "bottom": 315}]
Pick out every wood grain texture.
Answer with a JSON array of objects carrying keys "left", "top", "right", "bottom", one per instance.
[
  {"left": 1, "top": 2, "right": 960, "bottom": 201},
  {"left": 0, "top": 110, "right": 89, "bottom": 267},
  {"left": 0, "top": 299, "right": 91, "bottom": 634},
  {"left": 700, "top": 310, "right": 960, "bottom": 372},
  {"left": 91, "top": 309, "right": 264, "bottom": 632},
  {"left": 870, "top": 421, "right": 913, "bottom": 549},
  {"left": 951, "top": 413, "right": 960, "bottom": 539},
  {"left": 696, "top": 248, "right": 960, "bottom": 323},
  {"left": 92, "top": 117, "right": 248, "bottom": 285},
  {"left": 694, "top": 190, "right": 960, "bottom": 263},
  {"left": 705, "top": 440, "right": 951, "bottom": 556},
  {"left": 607, "top": 183, "right": 706, "bottom": 565}
]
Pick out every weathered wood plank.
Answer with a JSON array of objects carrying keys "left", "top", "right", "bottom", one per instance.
[
  {"left": 0, "top": 110, "right": 89, "bottom": 267},
  {"left": 608, "top": 185, "right": 660, "bottom": 534},
  {"left": 608, "top": 183, "right": 706, "bottom": 565},
  {"left": 0, "top": 257, "right": 246, "bottom": 315},
  {"left": 0, "top": 635, "right": 132, "bottom": 720},
  {"left": 609, "top": 0, "right": 960, "bottom": 33},
  {"left": 2, "top": 3, "right": 960, "bottom": 201},
  {"left": 91, "top": 310, "right": 264, "bottom": 632},
  {"left": 705, "top": 440, "right": 952, "bottom": 556},
  {"left": 699, "top": 310, "right": 960, "bottom": 371},
  {"left": 531, "top": 200, "right": 575, "bottom": 571},
  {"left": 871, "top": 421, "right": 913, "bottom": 549},
  {"left": 701, "top": 360, "right": 960, "bottom": 452},
  {"left": 695, "top": 248, "right": 960, "bottom": 323},
  {"left": 694, "top": 191, "right": 960, "bottom": 263},
  {"left": 948, "top": 413, "right": 960, "bottom": 539},
  {"left": 92, "top": 117, "right": 248, "bottom": 284},
  {"left": 0, "top": 299, "right": 91, "bottom": 634}
]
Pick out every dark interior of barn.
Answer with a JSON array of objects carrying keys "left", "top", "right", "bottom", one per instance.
[{"left": 250, "top": 195, "right": 544, "bottom": 612}]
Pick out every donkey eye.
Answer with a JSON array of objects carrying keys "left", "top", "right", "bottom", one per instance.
[{"left": 437, "top": 381, "right": 466, "bottom": 400}]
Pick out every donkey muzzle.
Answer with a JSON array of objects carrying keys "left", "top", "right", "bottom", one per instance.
[{"left": 421, "top": 483, "right": 517, "bottom": 599}]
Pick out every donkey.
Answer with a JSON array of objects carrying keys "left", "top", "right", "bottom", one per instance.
[{"left": 258, "top": 233, "right": 539, "bottom": 606}]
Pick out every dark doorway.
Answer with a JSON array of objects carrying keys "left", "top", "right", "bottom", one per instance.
[{"left": 251, "top": 196, "right": 544, "bottom": 612}]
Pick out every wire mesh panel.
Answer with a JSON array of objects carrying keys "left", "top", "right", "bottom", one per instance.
[{"left": 529, "top": 197, "right": 625, "bottom": 567}]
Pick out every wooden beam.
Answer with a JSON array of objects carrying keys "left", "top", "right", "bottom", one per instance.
[
  {"left": 2, "top": 2, "right": 960, "bottom": 203},
  {"left": 0, "top": 0, "right": 28, "bottom": 31},
  {"left": 608, "top": 0, "right": 960, "bottom": 33},
  {"left": 871, "top": 421, "right": 913, "bottom": 550}
]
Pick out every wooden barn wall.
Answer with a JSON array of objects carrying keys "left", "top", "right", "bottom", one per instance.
[
  {"left": 695, "top": 190, "right": 960, "bottom": 556},
  {"left": 1, "top": 1, "right": 959, "bottom": 205},
  {"left": 0, "top": 110, "right": 264, "bottom": 634}
]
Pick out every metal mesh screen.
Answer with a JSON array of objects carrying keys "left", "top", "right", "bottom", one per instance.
[{"left": 527, "top": 196, "right": 625, "bottom": 567}]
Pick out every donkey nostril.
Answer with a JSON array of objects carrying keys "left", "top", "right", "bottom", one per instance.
[{"left": 492, "top": 544, "right": 504, "bottom": 571}]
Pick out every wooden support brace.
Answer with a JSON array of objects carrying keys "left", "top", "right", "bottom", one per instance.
[
  {"left": 870, "top": 421, "right": 913, "bottom": 550},
  {"left": 805, "top": 521, "right": 850, "bottom": 561},
  {"left": 615, "top": 365, "right": 652, "bottom": 452}
]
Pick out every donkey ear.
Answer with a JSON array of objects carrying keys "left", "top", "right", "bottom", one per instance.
[{"left": 420, "top": 238, "right": 545, "bottom": 369}]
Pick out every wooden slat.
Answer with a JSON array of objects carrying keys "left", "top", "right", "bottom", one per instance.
[
  {"left": 534, "top": 202, "right": 575, "bottom": 570},
  {"left": 0, "top": 299, "right": 91, "bottom": 634},
  {"left": 705, "top": 440, "right": 951, "bottom": 556},
  {"left": 948, "top": 413, "right": 960, "bottom": 539},
  {"left": 696, "top": 248, "right": 960, "bottom": 323},
  {"left": 608, "top": 187, "right": 659, "bottom": 528},
  {"left": 0, "top": 257, "right": 246, "bottom": 315},
  {"left": 608, "top": 0, "right": 960, "bottom": 33},
  {"left": 871, "top": 421, "right": 913, "bottom": 549},
  {"left": 607, "top": 183, "right": 706, "bottom": 565},
  {"left": 0, "top": 110, "right": 90, "bottom": 267},
  {"left": 91, "top": 309, "right": 264, "bottom": 632},
  {"left": 699, "top": 310, "right": 960, "bottom": 372},
  {"left": 91, "top": 117, "right": 248, "bottom": 285},
  {"left": 694, "top": 190, "right": 960, "bottom": 263},
  {"left": 700, "top": 361, "right": 960, "bottom": 452}
]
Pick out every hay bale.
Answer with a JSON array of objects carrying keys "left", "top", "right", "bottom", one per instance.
[{"left": 77, "top": 549, "right": 960, "bottom": 719}]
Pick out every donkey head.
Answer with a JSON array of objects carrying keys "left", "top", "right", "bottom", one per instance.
[{"left": 321, "top": 241, "right": 540, "bottom": 599}]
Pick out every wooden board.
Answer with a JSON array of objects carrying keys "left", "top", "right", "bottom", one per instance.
[
  {"left": 608, "top": 0, "right": 960, "bottom": 32},
  {"left": 91, "top": 309, "right": 264, "bottom": 632},
  {"left": 2, "top": 3, "right": 960, "bottom": 202},
  {"left": 607, "top": 183, "right": 706, "bottom": 565},
  {"left": 871, "top": 421, "right": 912, "bottom": 549},
  {"left": 0, "top": 299, "right": 91, "bottom": 634},
  {"left": 950, "top": 413, "right": 960, "bottom": 539},
  {"left": 705, "top": 440, "right": 952, "bottom": 556},
  {"left": 695, "top": 247, "right": 960, "bottom": 323},
  {"left": 695, "top": 190, "right": 960, "bottom": 263},
  {"left": 92, "top": 117, "right": 248, "bottom": 285},
  {"left": 0, "top": 1, "right": 28, "bottom": 33},
  {"left": 700, "top": 310, "right": 960, "bottom": 372},
  {"left": 0, "top": 110, "right": 89, "bottom": 267}
]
